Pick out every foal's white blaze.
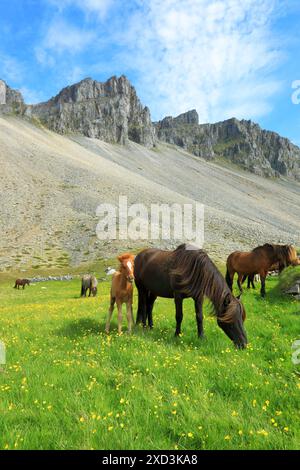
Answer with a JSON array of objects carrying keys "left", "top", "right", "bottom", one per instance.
[{"left": 127, "top": 261, "right": 133, "bottom": 273}]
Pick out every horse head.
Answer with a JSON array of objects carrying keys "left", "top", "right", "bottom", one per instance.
[
  {"left": 118, "top": 253, "right": 135, "bottom": 283},
  {"left": 90, "top": 276, "right": 98, "bottom": 296},
  {"left": 217, "top": 293, "right": 247, "bottom": 349},
  {"left": 274, "top": 245, "right": 299, "bottom": 270},
  {"left": 289, "top": 246, "right": 300, "bottom": 266},
  {"left": 91, "top": 286, "right": 97, "bottom": 297}
]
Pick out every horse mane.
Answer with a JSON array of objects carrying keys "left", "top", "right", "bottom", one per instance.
[
  {"left": 117, "top": 252, "right": 135, "bottom": 269},
  {"left": 118, "top": 253, "right": 135, "bottom": 260},
  {"left": 252, "top": 243, "right": 274, "bottom": 253},
  {"left": 252, "top": 243, "right": 297, "bottom": 266},
  {"left": 170, "top": 244, "right": 236, "bottom": 320}
]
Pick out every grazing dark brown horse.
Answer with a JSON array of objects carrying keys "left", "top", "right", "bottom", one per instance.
[
  {"left": 14, "top": 279, "right": 30, "bottom": 289},
  {"left": 226, "top": 244, "right": 299, "bottom": 297},
  {"left": 135, "top": 244, "right": 247, "bottom": 349}
]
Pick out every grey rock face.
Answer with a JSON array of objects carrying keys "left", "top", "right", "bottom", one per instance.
[
  {"left": 155, "top": 114, "right": 300, "bottom": 180},
  {"left": 0, "top": 80, "right": 25, "bottom": 114},
  {"left": 26, "top": 75, "right": 155, "bottom": 147}
]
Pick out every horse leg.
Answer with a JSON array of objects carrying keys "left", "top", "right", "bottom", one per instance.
[
  {"left": 136, "top": 284, "right": 147, "bottom": 328},
  {"left": 117, "top": 301, "right": 123, "bottom": 334},
  {"left": 225, "top": 267, "right": 234, "bottom": 291},
  {"left": 135, "top": 282, "right": 142, "bottom": 324},
  {"left": 174, "top": 294, "right": 183, "bottom": 337},
  {"left": 105, "top": 297, "right": 115, "bottom": 333},
  {"left": 237, "top": 273, "right": 244, "bottom": 294},
  {"left": 146, "top": 293, "right": 156, "bottom": 329},
  {"left": 88, "top": 281, "right": 93, "bottom": 297},
  {"left": 260, "top": 274, "right": 267, "bottom": 298},
  {"left": 241, "top": 274, "right": 248, "bottom": 288},
  {"left": 136, "top": 289, "right": 143, "bottom": 325},
  {"left": 126, "top": 301, "right": 134, "bottom": 334},
  {"left": 251, "top": 275, "right": 256, "bottom": 289},
  {"left": 194, "top": 296, "right": 204, "bottom": 338}
]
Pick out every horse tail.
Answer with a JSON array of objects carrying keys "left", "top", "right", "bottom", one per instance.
[{"left": 225, "top": 267, "right": 233, "bottom": 291}]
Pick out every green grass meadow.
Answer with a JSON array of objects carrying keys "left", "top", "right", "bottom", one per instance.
[{"left": 0, "top": 275, "right": 299, "bottom": 450}]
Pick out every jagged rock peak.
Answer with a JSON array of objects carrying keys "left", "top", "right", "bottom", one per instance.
[
  {"left": 157, "top": 109, "right": 199, "bottom": 128},
  {"left": 26, "top": 75, "right": 155, "bottom": 147},
  {"left": 0, "top": 79, "right": 24, "bottom": 113},
  {"left": 47, "top": 75, "right": 134, "bottom": 105}
]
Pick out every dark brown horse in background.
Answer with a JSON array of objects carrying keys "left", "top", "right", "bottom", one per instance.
[
  {"left": 135, "top": 244, "right": 247, "bottom": 349},
  {"left": 226, "top": 244, "right": 299, "bottom": 297},
  {"left": 14, "top": 279, "right": 30, "bottom": 289}
]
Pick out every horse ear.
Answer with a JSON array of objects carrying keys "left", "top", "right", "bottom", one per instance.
[{"left": 224, "top": 293, "right": 232, "bottom": 307}]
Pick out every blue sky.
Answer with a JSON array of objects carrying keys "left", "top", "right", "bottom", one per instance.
[{"left": 1, "top": 0, "right": 300, "bottom": 143}]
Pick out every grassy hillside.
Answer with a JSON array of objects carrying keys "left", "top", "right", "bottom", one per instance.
[{"left": 0, "top": 276, "right": 299, "bottom": 450}]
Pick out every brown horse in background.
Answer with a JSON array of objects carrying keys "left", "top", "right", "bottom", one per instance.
[
  {"left": 105, "top": 253, "right": 135, "bottom": 335},
  {"left": 226, "top": 244, "right": 299, "bottom": 297},
  {"left": 135, "top": 244, "right": 247, "bottom": 349},
  {"left": 14, "top": 279, "right": 30, "bottom": 289}
]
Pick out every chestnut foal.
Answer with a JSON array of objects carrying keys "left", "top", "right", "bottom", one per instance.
[{"left": 105, "top": 253, "right": 135, "bottom": 334}]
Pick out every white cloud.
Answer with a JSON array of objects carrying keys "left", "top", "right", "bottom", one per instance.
[
  {"left": 34, "top": 18, "right": 97, "bottom": 73},
  {"left": 42, "top": 19, "right": 96, "bottom": 54},
  {"left": 35, "top": 47, "right": 56, "bottom": 67},
  {"left": 121, "top": 0, "right": 284, "bottom": 122},
  {"left": 36, "top": 0, "right": 286, "bottom": 124},
  {"left": 47, "top": 0, "right": 113, "bottom": 19}
]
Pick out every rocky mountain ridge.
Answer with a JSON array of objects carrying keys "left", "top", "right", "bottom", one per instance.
[
  {"left": 155, "top": 110, "right": 300, "bottom": 180},
  {"left": 0, "top": 76, "right": 155, "bottom": 147},
  {"left": 1, "top": 77, "right": 300, "bottom": 180}
]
